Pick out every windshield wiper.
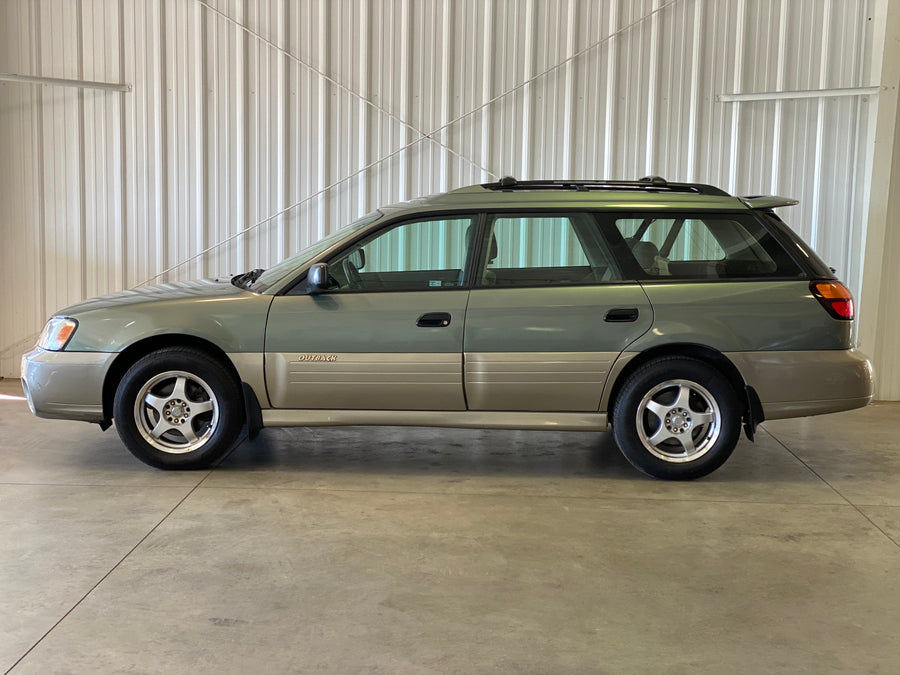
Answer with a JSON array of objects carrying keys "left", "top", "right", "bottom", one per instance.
[{"left": 230, "top": 268, "right": 265, "bottom": 290}]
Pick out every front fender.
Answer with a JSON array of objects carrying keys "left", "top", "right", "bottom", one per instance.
[{"left": 66, "top": 292, "right": 273, "bottom": 354}]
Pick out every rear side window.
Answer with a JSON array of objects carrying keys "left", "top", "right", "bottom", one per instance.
[
  {"left": 612, "top": 214, "right": 804, "bottom": 280},
  {"left": 477, "top": 213, "right": 622, "bottom": 287}
]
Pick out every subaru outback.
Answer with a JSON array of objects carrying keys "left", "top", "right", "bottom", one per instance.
[{"left": 21, "top": 177, "right": 873, "bottom": 479}]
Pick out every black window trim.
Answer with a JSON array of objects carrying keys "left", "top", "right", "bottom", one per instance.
[{"left": 756, "top": 210, "right": 837, "bottom": 280}]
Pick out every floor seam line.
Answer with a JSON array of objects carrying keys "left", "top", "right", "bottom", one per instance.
[
  {"left": 0, "top": 482, "right": 199, "bottom": 488},
  {"left": 4, "top": 472, "right": 211, "bottom": 674},
  {"left": 763, "top": 427, "right": 900, "bottom": 550},
  {"left": 185, "top": 482, "right": 848, "bottom": 507}
]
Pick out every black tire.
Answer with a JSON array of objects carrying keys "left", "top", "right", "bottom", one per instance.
[
  {"left": 113, "top": 347, "right": 244, "bottom": 469},
  {"left": 611, "top": 356, "right": 741, "bottom": 480}
]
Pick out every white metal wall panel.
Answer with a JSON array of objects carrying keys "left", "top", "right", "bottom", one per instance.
[
  {"left": 0, "top": 0, "right": 44, "bottom": 371},
  {"left": 0, "top": 0, "right": 888, "bottom": 394}
]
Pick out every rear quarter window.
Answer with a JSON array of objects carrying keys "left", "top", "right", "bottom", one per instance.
[{"left": 610, "top": 214, "right": 805, "bottom": 281}]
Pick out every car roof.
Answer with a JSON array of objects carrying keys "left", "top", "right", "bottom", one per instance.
[{"left": 377, "top": 177, "right": 787, "bottom": 215}]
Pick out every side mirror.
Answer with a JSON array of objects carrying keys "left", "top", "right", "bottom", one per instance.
[{"left": 307, "top": 263, "right": 329, "bottom": 294}]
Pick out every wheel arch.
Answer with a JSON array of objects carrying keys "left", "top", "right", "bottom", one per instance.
[
  {"left": 604, "top": 343, "right": 754, "bottom": 423},
  {"left": 102, "top": 334, "right": 242, "bottom": 422}
]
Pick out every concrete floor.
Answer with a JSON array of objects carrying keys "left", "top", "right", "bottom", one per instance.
[{"left": 2, "top": 377, "right": 900, "bottom": 673}]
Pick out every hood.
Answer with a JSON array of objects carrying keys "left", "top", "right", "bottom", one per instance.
[{"left": 57, "top": 278, "right": 248, "bottom": 316}]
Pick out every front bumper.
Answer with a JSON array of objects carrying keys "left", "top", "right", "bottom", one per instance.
[
  {"left": 728, "top": 348, "right": 874, "bottom": 420},
  {"left": 20, "top": 347, "right": 116, "bottom": 422}
]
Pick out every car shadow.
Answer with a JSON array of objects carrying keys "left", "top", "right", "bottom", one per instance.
[{"left": 215, "top": 425, "right": 664, "bottom": 481}]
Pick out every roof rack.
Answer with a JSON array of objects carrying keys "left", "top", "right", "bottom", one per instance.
[{"left": 483, "top": 176, "right": 731, "bottom": 197}]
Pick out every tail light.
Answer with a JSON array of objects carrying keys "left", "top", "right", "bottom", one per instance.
[{"left": 810, "top": 281, "right": 854, "bottom": 320}]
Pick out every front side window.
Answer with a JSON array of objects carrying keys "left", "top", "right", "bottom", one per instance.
[
  {"left": 613, "top": 214, "right": 804, "bottom": 280},
  {"left": 476, "top": 213, "right": 621, "bottom": 287},
  {"left": 253, "top": 213, "right": 381, "bottom": 292},
  {"left": 328, "top": 216, "right": 475, "bottom": 292}
]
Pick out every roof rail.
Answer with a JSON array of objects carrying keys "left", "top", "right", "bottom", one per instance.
[{"left": 482, "top": 176, "right": 730, "bottom": 196}]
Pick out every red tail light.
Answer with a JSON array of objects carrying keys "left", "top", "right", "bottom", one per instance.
[{"left": 810, "top": 281, "right": 854, "bottom": 320}]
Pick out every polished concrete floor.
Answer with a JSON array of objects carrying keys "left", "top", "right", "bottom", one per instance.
[{"left": 2, "top": 376, "right": 900, "bottom": 673}]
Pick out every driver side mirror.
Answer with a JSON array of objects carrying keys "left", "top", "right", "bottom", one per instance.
[{"left": 307, "top": 263, "right": 329, "bottom": 294}]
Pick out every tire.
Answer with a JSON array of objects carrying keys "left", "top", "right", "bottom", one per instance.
[
  {"left": 113, "top": 347, "right": 244, "bottom": 469},
  {"left": 612, "top": 356, "right": 741, "bottom": 480}
]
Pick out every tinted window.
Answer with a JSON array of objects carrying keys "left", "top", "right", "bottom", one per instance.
[
  {"left": 477, "top": 213, "right": 621, "bottom": 287},
  {"left": 328, "top": 216, "right": 475, "bottom": 292},
  {"left": 254, "top": 213, "right": 381, "bottom": 292},
  {"left": 757, "top": 210, "right": 836, "bottom": 279},
  {"left": 668, "top": 220, "right": 726, "bottom": 261},
  {"left": 613, "top": 215, "right": 804, "bottom": 280}
]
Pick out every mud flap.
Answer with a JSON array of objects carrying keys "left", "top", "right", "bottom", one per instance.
[
  {"left": 743, "top": 385, "right": 765, "bottom": 442},
  {"left": 242, "top": 382, "right": 264, "bottom": 440}
]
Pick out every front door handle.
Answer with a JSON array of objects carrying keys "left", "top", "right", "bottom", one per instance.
[
  {"left": 416, "top": 312, "right": 452, "bottom": 328},
  {"left": 605, "top": 307, "right": 639, "bottom": 323}
]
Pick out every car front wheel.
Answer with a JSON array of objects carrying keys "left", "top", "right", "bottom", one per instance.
[
  {"left": 113, "top": 347, "right": 244, "bottom": 469},
  {"left": 612, "top": 357, "right": 741, "bottom": 480}
]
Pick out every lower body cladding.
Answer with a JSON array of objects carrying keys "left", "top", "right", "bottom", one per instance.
[
  {"left": 21, "top": 345, "right": 872, "bottom": 431},
  {"left": 259, "top": 349, "right": 873, "bottom": 429},
  {"left": 261, "top": 408, "right": 609, "bottom": 431},
  {"left": 20, "top": 347, "right": 114, "bottom": 421},
  {"left": 726, "top": 349, "right": 873, "bottom": 420}
]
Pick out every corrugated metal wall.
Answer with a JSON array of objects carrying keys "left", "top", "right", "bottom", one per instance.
[{"left": 0, "top": 0, "right": 889, "bottom": 395}]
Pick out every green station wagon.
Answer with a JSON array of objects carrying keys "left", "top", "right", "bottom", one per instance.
[{"left": 21, "top": 177, "right": 873, "bottom": 479}]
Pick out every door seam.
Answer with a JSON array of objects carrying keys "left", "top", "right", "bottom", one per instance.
[{"left": 460, "top": 288, "right": 472, "bottom": 410}]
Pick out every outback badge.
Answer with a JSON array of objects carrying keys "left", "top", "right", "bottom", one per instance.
[{"left": 294, "top": 354, "right": 338, "bottom": 362}]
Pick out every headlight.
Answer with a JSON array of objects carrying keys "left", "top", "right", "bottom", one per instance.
[{"left": 37, "top": 317, "right": 78, "bottom": 351}]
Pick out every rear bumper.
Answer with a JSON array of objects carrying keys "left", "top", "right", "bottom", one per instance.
[
  {"left": 20, "top": 347, "right": 116, "bottom": 422},
  {"left": 728, "top": 349, "right": 873, "bottom": 420}
]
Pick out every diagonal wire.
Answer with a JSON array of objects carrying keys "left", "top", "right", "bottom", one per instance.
[
  {"left": 138, "top": 0, "right": 680, "bottom": 286},
  {"left": 196, "top": 0, "right": 494, "bottom": 177},
  {"left": 137, "top": 0, "right": 497, "bottom": 287},
  {"left": 437, "top": 0, "right": 679, "bottom": 156},
  {"left": 137, "top": 136, "right": 446, "bottom": 286},
  {"left": 0, "top": 333, "right": 39, "bottom": 358}
]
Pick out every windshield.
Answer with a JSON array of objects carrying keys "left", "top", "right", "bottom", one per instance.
[{"left": 248, "top": 212, "right": 381, "bottom": 292}]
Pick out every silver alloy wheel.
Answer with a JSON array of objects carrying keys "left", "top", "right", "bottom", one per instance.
[
  {"left": 635, "top": 379, "right": 721, "bottom": 463},
  {"left": 133, "top": 370, "right": 219, "bottom": 454}
]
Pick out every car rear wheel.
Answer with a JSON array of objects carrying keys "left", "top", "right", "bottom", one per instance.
[
  {"left": 612, "top": 356, "right": 741, "bottom": 480},
  {"left": 113, "top": 347, "right": 243, "bottom": 469}
]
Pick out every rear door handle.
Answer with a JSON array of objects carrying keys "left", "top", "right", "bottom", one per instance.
[
  {"left": 416, "top": 312, "right": 452, "bottom": 328},
  {"left": 604, "top": 308, "right": 639, "bottom": 323}
]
